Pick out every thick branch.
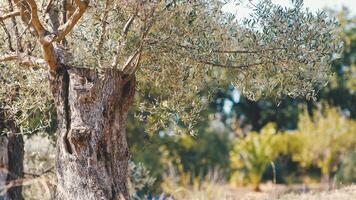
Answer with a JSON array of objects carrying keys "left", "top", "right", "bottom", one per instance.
[
  {"left": 26, "top": 0, "right": 47, "bottom": 37},
  {"left": 10, "top": 0, "right": 78, "bottom": 71},
  {"left": 0, "top": 10, "right": 20, "bottom": 21},
  {"left": 27, "top": 0, "right": 58, "bottom": 70},
  {"left": 13, "top": 0, "right": 38, "bottom": 37},
  {"left": 122, "top": 50, "right": 141, "bottom": 73},
  {"left": 0, "top": 53, "right": 17, "bottom": 62},
  {"left": 61, "top": 0, "right": 68, "bottom": 46},
  {"left": 111, "top": 8, "right": 138, "bottom": 68},
  {"left": 51, "top": 0, "right": 89, "bottom": 43},
  {"left": 0, "top": 52, "right": 47, "bottom": 69}
]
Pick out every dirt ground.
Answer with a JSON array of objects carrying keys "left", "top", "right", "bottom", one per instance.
[{"left": 226, "top": 184, "right": 356, "bottom": 200}]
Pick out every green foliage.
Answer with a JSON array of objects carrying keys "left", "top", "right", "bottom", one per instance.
[
  {"left": 0, "top": 0, "right": 354, "bottom": 195},
  {"left": 229, "top": 123, "right": 287, "bottom": 190},
  {"left": 128, "top": 161, "right": 156, "bottom": 199},
  {"left": 229, "top": 0, "right": 343, "bottom": 101},
  {"left": 214, "top": 10, "right": 356, "bottom": 134},
  {"left": 0, "top": 65, "right": 55, "bottom": 135},
  {"left": 128, "top": 112, "right": 232, "bottom": 191},
  {"left": 288, "top": 106, "right": 356, "bottom": 181},
  {"left": 0, "top": 0, "right": 343, "bottom": 135},
  {"left": 336, "top": 150, "right": 356, "bottom": 184},
  {"left": 319, "top": 9, "right": 356, "bottom": 118},
  {"left": 158, "top": 125, "right": 231, "bottom": 177},
  {"left": 136, "top": 0, "right": 343, "bottom": 133}
]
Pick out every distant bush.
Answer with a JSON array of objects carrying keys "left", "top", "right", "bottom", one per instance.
[
  {"left": 229, "top": 123, "right": 288, "bottom": 191},
  {"left": 336, "top": 150, "right": 356, "bottom": 184},
  {"left": 288, "top": 106, "right": 356, "bottom": 184}
]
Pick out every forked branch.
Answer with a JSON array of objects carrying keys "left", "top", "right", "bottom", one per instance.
[
  {"left": 25, "top": 0, "right": 47, "bottom": 37},
  {"left": 111, "top": 9, "right": 139, "bottom": 68},
  {"left": 51, "top": 0, "right": 89, "bottom": 43},
  {"left": 9, "top": 0, "right": 89, "bottom": 71}
]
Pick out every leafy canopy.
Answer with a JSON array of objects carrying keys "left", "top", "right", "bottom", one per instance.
[{"left": 0, "top": 0, "right": 342, "bottom": 134}]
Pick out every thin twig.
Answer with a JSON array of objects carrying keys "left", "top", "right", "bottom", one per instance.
[
  {"left": 195, "top": 58, "right": 271, "bottom": 69},
  {"left": 24, "top": 166, "right": 55, "bottom": 177},
  {"left": 177, "top": 43, "right": 287, "bottom": 54},
  {"left": 7, "top": 0, "right": 23, "bottom": 52}
]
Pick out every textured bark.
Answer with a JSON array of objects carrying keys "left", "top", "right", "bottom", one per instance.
[
  {"left": 0, "top": 136, "right": 9, "bottom": 199},
  {"left": 0, "top": 112, "right": 24, "bottom": 200},
  {"left": 49, "top": 66, "right": 135, "bottom": 200}
]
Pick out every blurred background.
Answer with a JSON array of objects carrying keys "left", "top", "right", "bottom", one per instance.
[{"left": 10, "top": 1, "right": 356, "bottom": 200}]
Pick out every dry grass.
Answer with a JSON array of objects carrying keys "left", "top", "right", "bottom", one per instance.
[
  {"left": 163, "top": 184, "right": 356, "bottom": 200},
  {"left": 161, "top": 166, "right": 356, "bottom": 200},
  {"left": 278, "top": 185, "right": 356, "bottom": 200},
  {"left": 162, "top": 177, "right": 356, "bottom": 200}
]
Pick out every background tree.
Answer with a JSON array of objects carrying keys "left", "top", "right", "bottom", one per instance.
[
  {"left": 0, "top": 63, "right": 53, "bottom": 199},
  {"left": 0, "top": 0, "right": 342, "bottom": 199},
  {"left": 288, "top": 106, "right": 356, "bottom": 186}
]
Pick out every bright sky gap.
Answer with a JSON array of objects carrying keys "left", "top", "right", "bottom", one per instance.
[
  {"left": 222, "top": 0, "right": 355, "bottom": 113},
  {"left": 223, "top": 0, "right": 356, "bottom": 20}
]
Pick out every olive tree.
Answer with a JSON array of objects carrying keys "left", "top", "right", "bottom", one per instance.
[{"left": 0, "top": 0, "right": 342, "bottom": 199}]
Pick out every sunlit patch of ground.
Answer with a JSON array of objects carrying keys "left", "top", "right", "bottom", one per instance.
[
  {"left": 164, "top": 183, "right": 356, "bottom": 200},
  {"left": 277, "top": 185, "right": 356, "bottom": 200}
]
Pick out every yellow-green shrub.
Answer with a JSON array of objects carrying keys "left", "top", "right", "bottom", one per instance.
[
  {"left": 230, "top": 123, "right": 288, "bottom": 190},
  {"left": 288, "top": 106, "right": 356, "bottom": 183}
]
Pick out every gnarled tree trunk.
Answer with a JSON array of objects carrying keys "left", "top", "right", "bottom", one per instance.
[
  {"left": 49, "top": 67, "right": 135, "bottom": 200},
  {"left": 0, "top": 111, "right": 24, "bottom": 200}
]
